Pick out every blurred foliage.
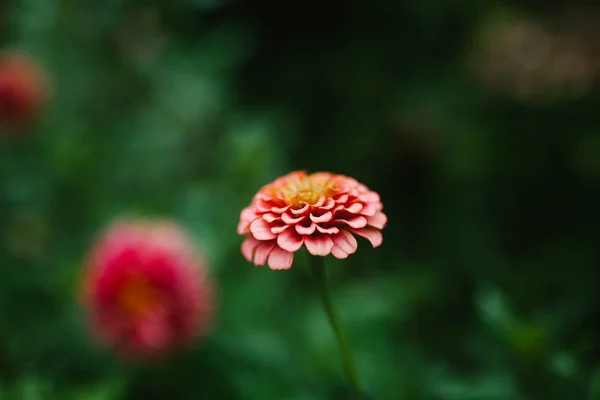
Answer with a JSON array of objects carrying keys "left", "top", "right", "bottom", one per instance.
[{"left": 1, "top": 0, "right": 600, "bottom": 399}]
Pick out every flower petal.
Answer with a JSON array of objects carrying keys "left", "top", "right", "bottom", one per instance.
[
  {"left": 132, "top": 317, "right": 170, "bottom": 351},
  {"left": 332, "top": 230, "right": 358, "bottom": 255},
  {"left": 291, "top": 203, "right": 310, "bottom": 215},
  {"left": 316, "top": 225, "right": 339, "bottom": 234},
  {"left": 277, "top": 230, "right": 304, "bottom": 252},
  {"left": 349, "top": 228, "right": 383, "bottom": 247},
  {"left": 253, "top": 243, "right": 276, "bottom": 265},
  {"left": 305, "top": 235, "right": 334, "bottom": 256},
  {"left": 345, "top": 203, "right": 363, "bottom": 213},
  {"left": 367, "top": 212, "right": 387, "bottom": 229},
  {"left": 319, "top": 198, "right": 336, "bottom": 210},
  {"left": 282, "top": 213, "right": 305, "bottom": 224},
  {"left": 359, "top": 204, "right": 378, "bottom": 217},
  {"left": 241, "top": 236, "right": 261, "bottom": 262},
  {"left": 237, "top": 207, "right": 258, "bottom": 234},
  {"left": 256, "top": 200, "right": 272, "bottom": 212},
  {"left": 296, "top": 223, "right": 316, "bottom": 235},
  {"left": 360, "top": 191, "right": 380, "bottom": 203},
  {"left": 334, "top": 216, "right": 367, "bottom": 229},
  {"left": 310, "top": 211, "right": 332, "bottom": 223},
  {"left": 250, "top": 218, "right": 277, "bottom": 240},
  {"left": 271, "top": 224, "right": 290, "bottom": 234},
  {"left": 272, "top": 205, "right": 290, "bottom": 213},
  {"left": 331, "top": 246, "right": 349, "bottom": 259},
  {"left": 238, "top": 206, "right": 256, "bottom": 224},
  {"left": 262, "top": 213, "right": 280, "bottom": 223},
  {"left": 268, "top": 247, "right": 295, "bottom": 270},
  {"left": 237, "top": 219, "right": 252, "bottom": 235},
  {"left": 256, "top": 193, "right": 271, "bottom": 201},
  {"left": 335, "top": 194, "right": 349, "bottom": 203}
]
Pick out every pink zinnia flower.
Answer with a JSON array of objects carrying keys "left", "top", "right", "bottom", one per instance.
[
  {"left": 238, "top": 171, "right": 387, "bottom": 270},
  {"left": 80, "top": 219, "right": 213, "bottom": 359}
]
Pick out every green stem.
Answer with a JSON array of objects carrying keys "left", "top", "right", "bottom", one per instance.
[{"left": 307, "top": 255, "right": 364, "bottom": 398}]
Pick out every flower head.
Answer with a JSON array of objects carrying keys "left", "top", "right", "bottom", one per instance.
[
  {"left": 238, "top": 171, "right": 387, "bottom": 270},
  {"left": 0, "top": 52, "right": 47, "bottom": 130},
  {"left": 81, "top": 219, "right": 213, "bottom": 359}
]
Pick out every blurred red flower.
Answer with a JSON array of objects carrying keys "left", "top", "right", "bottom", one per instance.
[
  {"left": 81, "top": 219, "right": 213, "bottom": 360},
  {"left": 0, "top": 52, "right": 47, "bottom": 131}
]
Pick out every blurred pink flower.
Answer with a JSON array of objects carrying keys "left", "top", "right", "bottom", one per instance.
[
  {"left": 238, "top": 171, "right": 387, "bottom": 270},
  {"left": 81, "top": 219, "right": 213, "bottom": 360}
]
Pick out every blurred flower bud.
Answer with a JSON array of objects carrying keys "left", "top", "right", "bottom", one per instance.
[{"left": 0, "top": 52, "right": 48, "bottom": 132}]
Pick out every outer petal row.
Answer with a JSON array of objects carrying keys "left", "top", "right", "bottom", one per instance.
[{"left": 241, "top": 236, "right": 295, "bottom": 270}]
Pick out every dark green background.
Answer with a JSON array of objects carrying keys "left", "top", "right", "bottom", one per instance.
[{"left": 1, "top": 0, "right": 600, "bottom": 399}]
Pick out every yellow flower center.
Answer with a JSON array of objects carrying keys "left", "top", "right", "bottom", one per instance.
[
  {"left": 119, "top": 275, "right": 159, "bottom": 318},
  {"left": 281, "top": 173, "right": 334, "bottom": 207}
]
